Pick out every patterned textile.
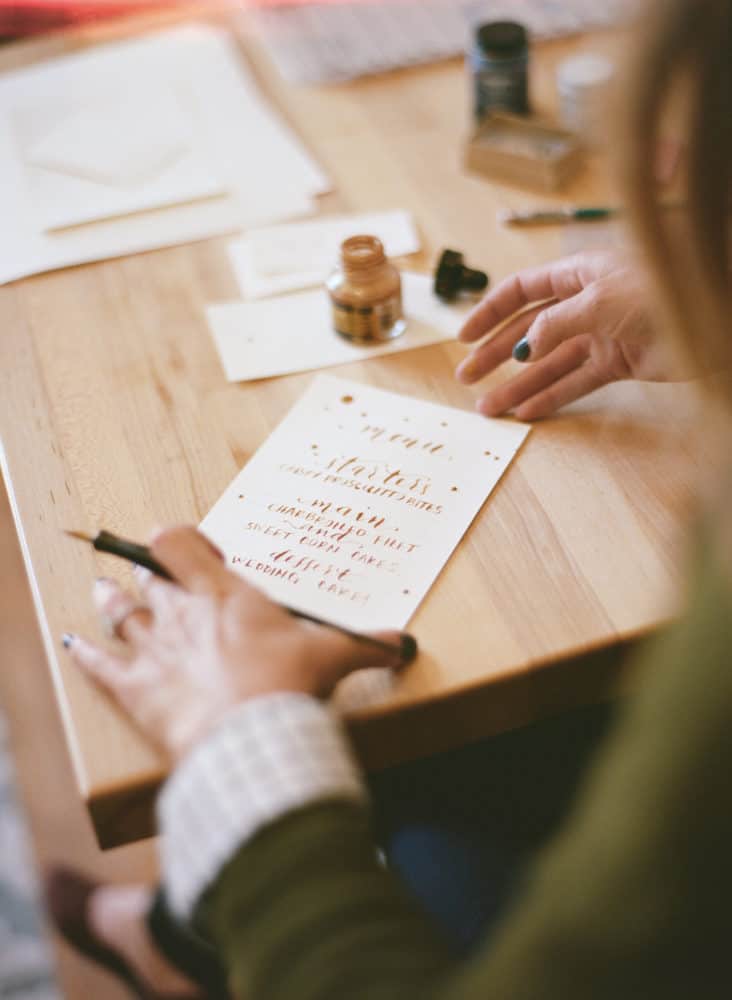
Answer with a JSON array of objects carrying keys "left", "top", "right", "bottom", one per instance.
[
  {"left": 158, "top": 692, "right": 366, "bottom": 920},
  {"left": 0, "top": 714, "right": 59, "bottom": 1000}
]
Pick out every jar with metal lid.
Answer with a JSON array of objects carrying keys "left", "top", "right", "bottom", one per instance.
[
  {"left": 326, "top": 235, "right": 406, "bottom": 343},
  {"left": 469, "top": 20, "right": 530, "bottom": 121},
  {"left": 556, "top": 53, "right": 615, "bottom": 147}
]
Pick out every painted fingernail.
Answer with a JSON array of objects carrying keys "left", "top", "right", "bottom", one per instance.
[
  {"left": 512, "top": 337, "right": 531, "bottom": 362},
  {"left": 61, "top": 633, "right": 75, "bottom": 649},
  {"left": 399, "top": 633, "right": 418, "bottom": 663}
]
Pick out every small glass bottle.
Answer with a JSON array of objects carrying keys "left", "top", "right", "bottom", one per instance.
[
  {"left": 469, "top": 21, "right": 530, "bottom": 121},
  {"left": 556, "top": 53, "right": 615, "bottom": 147},
  {"left": 326, "top": 235, "right": 406, "bottom": 343}
]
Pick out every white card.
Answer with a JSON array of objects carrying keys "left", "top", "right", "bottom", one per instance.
[
  {"left": 201, "top": 374, "right": 530, "bottom": 631},
  {"left": 0, "top": 25, "right": 328, "bottom": 285},
  {"left": 228, "top": 210, "right": 420, "bottom": 299},
  {"left": 206, "top": 271, "right": 472, "bottom": 382}
]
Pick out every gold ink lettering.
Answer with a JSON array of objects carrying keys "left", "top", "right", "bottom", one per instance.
[
  {"left": 317, "top": 580, "right": 369, "bottom": 605},
  {"left": 361, "top": 424, "right": 445, "bottom": 454}
]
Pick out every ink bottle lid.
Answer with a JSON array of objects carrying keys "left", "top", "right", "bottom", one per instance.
[
  {"left": 477, "top": 21, "right": 528, "bottom": 57},
  {"left": 326, "top": 235, "right": 406, "bottom": 343},
  {"left": 469, "top": 21, "right": 530, "bottom": 120}
]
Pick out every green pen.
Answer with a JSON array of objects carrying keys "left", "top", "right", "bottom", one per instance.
[
  {"left": 499, "top": 205, "right": 621, "bottom": 226},
  {"left": 500, "top": 201, "right": 684, "bottom": 227}
]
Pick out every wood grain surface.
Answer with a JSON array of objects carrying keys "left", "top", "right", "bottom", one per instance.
[{"left": 0, "top": 15, "right": 707, "bottom": 845}]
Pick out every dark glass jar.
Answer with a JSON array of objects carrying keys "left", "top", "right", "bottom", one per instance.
[{"left": 469, "top": 21, "right": 529, "bottom": 120}]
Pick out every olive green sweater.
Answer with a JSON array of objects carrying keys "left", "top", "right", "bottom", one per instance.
[{"left": 199, "top": 542, "right": 732, "bottom": 999}]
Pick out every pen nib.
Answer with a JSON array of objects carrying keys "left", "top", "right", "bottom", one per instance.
[{"left": 64, "top": 529, "right": 95, "bottom": 543}]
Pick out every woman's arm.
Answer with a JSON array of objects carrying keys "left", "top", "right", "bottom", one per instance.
[{"left": 63, "top": 527, "right": 732, "bottom": 999}]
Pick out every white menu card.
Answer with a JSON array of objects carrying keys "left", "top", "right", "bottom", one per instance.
[{"left": 201, "top": 375, "right": 530, "bottom": 632}]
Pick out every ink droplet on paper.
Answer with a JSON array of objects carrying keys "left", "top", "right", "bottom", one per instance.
[{"left": 341, "top": 395, "right": 354, "bottom": 404}]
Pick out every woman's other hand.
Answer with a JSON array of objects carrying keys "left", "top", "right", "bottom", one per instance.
[
  {"left": 62, "top": 527, "right": 408, "bottom": 761},
  {"left": 455, "top": 250, "right": 676, "bottom": 420}
]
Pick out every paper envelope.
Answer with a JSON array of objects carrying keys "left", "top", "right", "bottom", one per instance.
[{"left": 16, "top": 86, "right": 226, "bottom": 231}]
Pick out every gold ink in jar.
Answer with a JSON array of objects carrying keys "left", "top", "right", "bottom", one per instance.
[{"left": 326, "top": 235, "right": 406, "bottom": 343}]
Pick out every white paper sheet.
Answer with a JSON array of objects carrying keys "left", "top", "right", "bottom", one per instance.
[
  {"left": 201, "top": 374, "right": 530, "bottom": 631},
  {"left": 228, "top": 210, "right": 421, "bottom": 299},
  {"left": 206, "top": 272, "right": 472, "bottom": 382},
  {"left": 0, "top": 24, "right": 329, "bottom": 285}
]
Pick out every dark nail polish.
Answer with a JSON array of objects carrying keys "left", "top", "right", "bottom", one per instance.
[
  {"left": 513, "top": 337, "right": 531, "bottom": 362},
  {"left": 399, "top": 634, "right": 418, "bottom": 663},
  {"left": 61, "top": 633, "right": 75, "bottom": 649}
]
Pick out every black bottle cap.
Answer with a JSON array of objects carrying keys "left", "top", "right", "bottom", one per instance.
[
  {"left": 434, "top": 249, "right": 489, "bottom": 302},
  {"left": 476, "top": 21, "right": 528, "bottom": 56}
]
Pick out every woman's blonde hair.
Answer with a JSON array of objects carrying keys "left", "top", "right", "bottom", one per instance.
[{"left": 623, "top": 0, "right": 731, "bottom": 394}]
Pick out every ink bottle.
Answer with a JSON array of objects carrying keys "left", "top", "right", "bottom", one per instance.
[
  {"left": 326, "top": 235, "right": 406, "bottom": 343},
  {"left": 469, "top": 21, "right": 529, "bottom": 121}
]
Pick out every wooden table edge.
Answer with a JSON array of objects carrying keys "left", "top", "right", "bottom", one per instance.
[
  {"left": 1, "top": 438, "right": 93, "bottom": 792},
  {"left": 93, "top": 628, "right": 655, "bottom": 848}
]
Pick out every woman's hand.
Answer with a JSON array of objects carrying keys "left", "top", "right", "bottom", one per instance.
[
  {"left": 455, "top": 250, "right": 677, "bottom": 420},
  {"left": 62, "top": 527, "right": 410, "bottom": 762}
]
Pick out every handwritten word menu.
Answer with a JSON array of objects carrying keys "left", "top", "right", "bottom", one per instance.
[{"left": 200, "top": 375, "right": 530, "bottom": 631}]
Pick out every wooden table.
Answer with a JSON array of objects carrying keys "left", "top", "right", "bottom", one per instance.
[{"left": 0, "top": 15, "right": 705, "bottom": 847}]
